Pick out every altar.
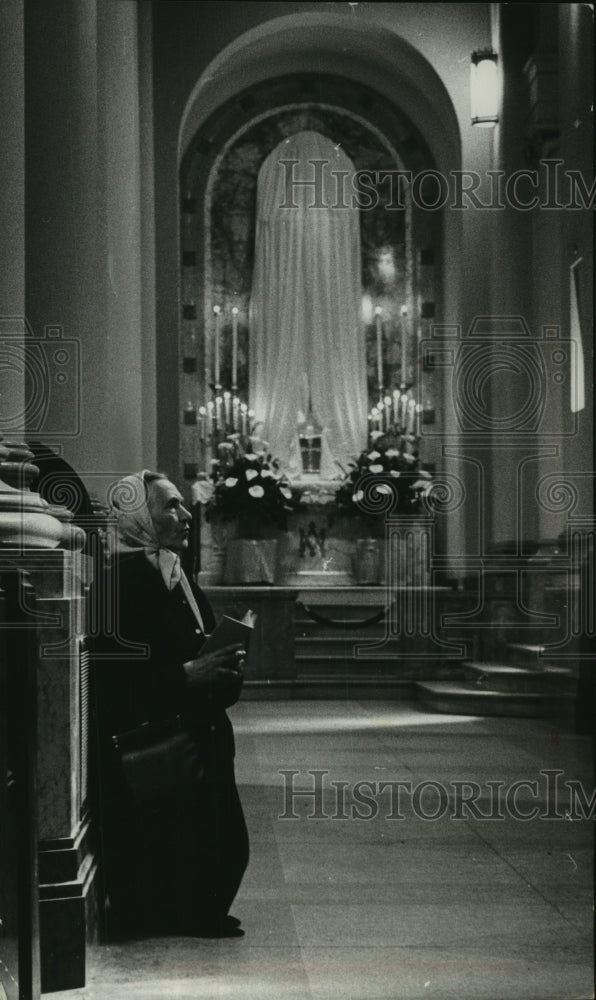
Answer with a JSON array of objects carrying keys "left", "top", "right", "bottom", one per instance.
[
  {"left": 179, "top": 117, "right": 440, "bottom": 562},
  {"left": 196, "top": 477, "right": 433, "bottom": 591},
  {"left": 204, "top": 582, "right": 477, "bottom": 700},
  {"left": 179, "top": 111, "right": 442, "bottom": 601}
]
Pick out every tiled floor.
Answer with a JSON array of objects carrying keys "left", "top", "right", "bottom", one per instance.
[{"left": 49, "top": 702, "right": 594, "bottom": 1000}]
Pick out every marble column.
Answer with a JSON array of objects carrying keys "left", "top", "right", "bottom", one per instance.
[{"left": 0, "top": 0, "right": 25, "bottom": 438}]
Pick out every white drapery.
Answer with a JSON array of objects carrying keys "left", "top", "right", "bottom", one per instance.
[{"left": 249, "top": 131, "right": 368, "bottom": 477}]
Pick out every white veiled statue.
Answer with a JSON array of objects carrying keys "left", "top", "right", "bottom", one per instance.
[{"left": 249, "top": 130, "right": 368, "bottom": 478}]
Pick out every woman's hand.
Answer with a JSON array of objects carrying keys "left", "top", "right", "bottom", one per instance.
[{"left": 183, "top": 642, "right": 246, "bottom": 685}]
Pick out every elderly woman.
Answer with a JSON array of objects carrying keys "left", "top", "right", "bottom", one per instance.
[{"left": 92, "top": 470, "right": 249, "bottom": 939}]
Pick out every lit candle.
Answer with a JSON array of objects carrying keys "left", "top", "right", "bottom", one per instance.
[
  {"left": 213, "top": 305, "right": 221, "bottom": 386},
  {"left": 375, "top": 306, "right": 383, "bottom": 392},
  {"left": 215, "top": 395, "right": 223, "bottom": 428},
  {"left": 223, "top": 391, "right": 231, "bottom": 427},
  {"left": 393, "top": 389, "right": 400, "bottom": 425},
  {"left": 207, "top": 400, "right": 215, "bottom": 433},
  {"left": 371, "top": 406, "right": 380, "bottom": 432},
  {"left": 383, "top": 395, "right": 392, "bottom": 431},
  {"left": 415, "top": 402, "right": 423, "bottom": 437},
  {"left": 400, "top": 304, "right": 408, "bottom": 383},
  {"left": 232, "top": 395, "right": 240, "bottom": 431},
  {"left": 408, "top": 398, "right": 416, "bottom": 433},
  {"left": 198, "top": 405, "right": 207, "bottom": 440},
  {"left": 231, "top": 306, "right": 239, "bottom": 388},
  {"left": 400, "top": 393, "right": 408, "bottom": 428}
]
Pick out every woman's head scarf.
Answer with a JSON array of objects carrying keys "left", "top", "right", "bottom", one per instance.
[{"left": 109, "top": 470, "right": 182, "bottom": 590}]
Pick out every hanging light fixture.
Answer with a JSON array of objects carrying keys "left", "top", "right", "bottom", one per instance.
[{"left": 470, "top": 49, "right": 499, "bottom": 127}]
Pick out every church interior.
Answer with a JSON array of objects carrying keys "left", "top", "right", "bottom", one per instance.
[{"left": 0, "top": 2, "right": 593, "bottom": 998}]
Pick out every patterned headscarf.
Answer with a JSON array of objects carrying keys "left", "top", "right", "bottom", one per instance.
[{"left": 109, "top": 470, "right": 182, "bottom": 591}]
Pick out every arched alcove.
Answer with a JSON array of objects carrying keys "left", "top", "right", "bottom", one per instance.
[
  {"left": 178, "top": 12, "right": 461, "bottom": 172},
  {"left": 179, "top": 73, "right": 443, "bottom": 479},
  {"left": 173, "top": 10, "right": 465, "bottom": 569}
]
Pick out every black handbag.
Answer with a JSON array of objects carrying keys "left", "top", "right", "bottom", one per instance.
[{"left": 111, "top": 715, "right": 203, "bottom": 808}]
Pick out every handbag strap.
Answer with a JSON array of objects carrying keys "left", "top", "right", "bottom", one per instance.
[{"left": 112, "top": 714, "right": 183, "bottom": 752}]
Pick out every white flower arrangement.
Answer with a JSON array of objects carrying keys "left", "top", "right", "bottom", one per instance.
[
  {"left": 336, "top": 441, "right": 433, "bottom": 517},
  {"left": 204, "top": 435, "right": 300, "bottom": 530}
]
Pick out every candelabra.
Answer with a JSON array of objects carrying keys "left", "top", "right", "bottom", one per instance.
[
  {"left": 368, "top": 385, "right": 423, "bottom": 443},
  {"left": 187, "top": 391, "right": 254, "bottom": 446}
]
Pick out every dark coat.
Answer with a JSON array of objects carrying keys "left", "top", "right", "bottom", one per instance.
[
  {"left": 91, "top": 551, "right": 248, "bottom": 937},
  {"left": 93, "top": 551, "right": 241, "bottom": 764}
]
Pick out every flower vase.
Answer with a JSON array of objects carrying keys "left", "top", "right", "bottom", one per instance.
[
  {"left": 224, "top": 538, "right": 278, "bottom": 585},
  {"left": 354, "top": 538, "right": 384, "bottom": 585},
  {"left": 197, "top": 519, "right": 233, "bottom": 586},
  {"left": 223, "top": 511, "right": 277, "bottom": 583}
]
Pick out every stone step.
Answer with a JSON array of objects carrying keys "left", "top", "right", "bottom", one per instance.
[
  {"left": 295, "top": 653, "right": 403, "bottom": 677},
  {"left": 294, "top": 653, "right": 458, "bottom": 681},
  {"left": 295, "top": 623, "right": 389, "bottom": 640},
  {"left": 506, "top": 642, "right": 580, "bottom": 671},
  {"left": 295, "top": 635, "right": 400, "bottom": 655},
  {"left": 296, "top": 601, "right": 386, "bottom": 616},
  {"left": 243, "top": 677, "right": 415, "bottom": 701},
  {"left": 464, "top": 662, "right": 577, "bottom": 694},
  {"left": 416, "top": 681, "right": 576, "bottom": 719},
  {"left": 544, "top": 583, "right": 582, "bottom": 595}
]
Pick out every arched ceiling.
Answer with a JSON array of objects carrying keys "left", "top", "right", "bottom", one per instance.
[{"left": 178, "top": 11, "right": 461, "bottom": 174}]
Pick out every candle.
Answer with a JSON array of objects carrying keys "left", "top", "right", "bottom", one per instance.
[
  {"left": 383, "top": 395, "right": 392, "bottom": 431},
  {"left": 231, "top": 307, "right": 239, "bottom": 388},
  {"left": 400, "top": 304, "right": 408, "bottom": 383},
  {"left": 375, "top": 307, "right": 383, "bottom": 391},
  {"left": 183, "top": 401, "right": 196, "bottom": 425},
  {"left": 240, "top": 404, "right": 248, "bottom": 436},
  {"left": 415, "top": 403, "right": 423, "bottom": 437},
  {"left": 213, "top": 305, "right": 221, "bottom": 386},
  {"left": 207, "top": 400, "right": 215, "bottom": 433},
  {"left": 400, "top": 393, "right": 408, "bottom": 428},
  {"left": 232, "top": 395, "right": 240, "bottom": 431},
  {"left": 247, "top": 408, "right": 255, "bottom": 435},
  {"left": 224, "top": 391, "right": 231, "bottom": 427},
  {"left": 408, "top": 398, "right": 416, "bottom": 433},
  {"left": 215, "top": 395, "right": 223, "bottom": 428},
  {"left": 393, "top": 390, "right": 399, "bottom": 426},
  {"left": 198, "top": 405, "right": 207, "bottom": 440}
]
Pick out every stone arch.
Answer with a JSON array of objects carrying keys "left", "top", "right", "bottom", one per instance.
[
  {"left": 178, "top": 12, "right": 461, "bottom": 175},
  {"left": 175, "top": 11, "right": 465, "bottom": 565}
]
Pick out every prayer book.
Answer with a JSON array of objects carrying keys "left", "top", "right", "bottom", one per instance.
[{"left": 200, "top": 610, "right": 256, "bottom": 655}]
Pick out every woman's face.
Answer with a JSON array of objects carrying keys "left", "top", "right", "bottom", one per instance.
[{"left": 146, "top": 478, "right": 192, "bottom": 553}]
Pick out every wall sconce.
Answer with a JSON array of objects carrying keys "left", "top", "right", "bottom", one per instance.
[{"left": 470, "top": 49, "right": 499, "bottom": 127}]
